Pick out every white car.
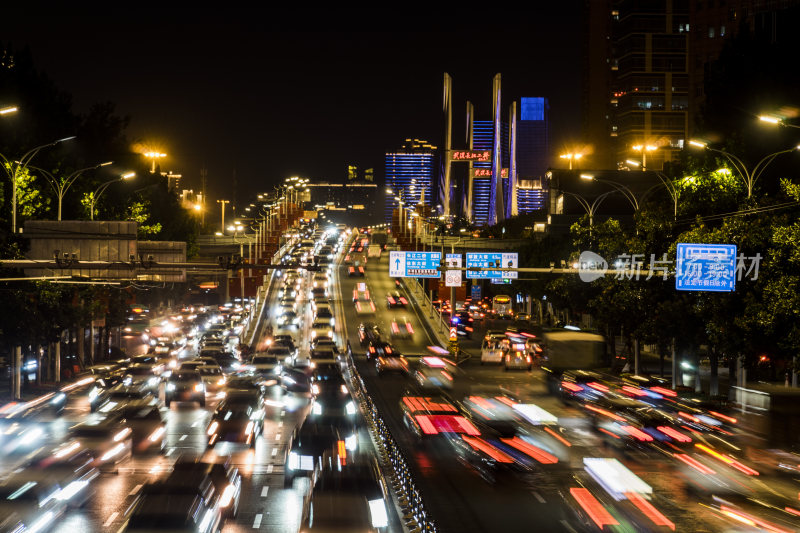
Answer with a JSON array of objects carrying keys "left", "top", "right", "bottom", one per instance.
[{"left": 310, "top": 318, "right": 334, "bottom": 340}]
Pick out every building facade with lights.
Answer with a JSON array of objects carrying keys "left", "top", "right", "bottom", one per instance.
[{"left": 384, "top": 139, "right": 437, "bottom": 224}]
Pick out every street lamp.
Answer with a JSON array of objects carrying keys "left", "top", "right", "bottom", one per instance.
[
  {"left": 89, "top": 172, "right": 135, "bottom": 220},
  {"left": 559, "top": 152, "right": 583, "bottom": 170},
  {"left": 631, "top": 144, "right": 657, "bottom": 171},
  {"left": 561, "top": 190, "right": 615, "bottom": 237},
  {"left": 758, "top": 114, "right": 800, "bottom": 130},
  {"left": 0, "top": 135, "right": 76, "bottom": 233},
  {"left": 30, "top": 161, "right": 113, "bottom": 220},
  {"left": 144, "top": 151, "right": 166, "bottom": 173},
  {"left": 580, "top": 174, "right": 639, "bottom": 211},
  {"left": 688, "top": 139, "right": 800, "bottom": 198},
  {"left": 0, "top": 106, "right": 18, "bottom": 115},
  {"left": 217, "top": 199, "right": 230, "bottom": 231}
]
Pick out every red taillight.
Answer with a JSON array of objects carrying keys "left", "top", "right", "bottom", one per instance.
[
  {"left": 388, "top": 297, "right": 396, "bottom": 305},
  {"left": 561, "top": 381, "right": 583, "bottom": 393},
  {"left": 406, "top": 323, "right": 414, "bottom": 334},
  {"left": 620, "top": 425, "right": 654, "bottom": 442},
  {"left": 399, "top": 297, "right": 408, "bottom": 305}
]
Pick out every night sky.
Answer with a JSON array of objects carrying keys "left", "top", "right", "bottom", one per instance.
[{"left": 1, "top": 6, "right": 583, "bottom": 205}]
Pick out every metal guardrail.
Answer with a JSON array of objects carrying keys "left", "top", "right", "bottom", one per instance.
[{"left": 343, "top": 349, "right": 438, "bottom": 533}]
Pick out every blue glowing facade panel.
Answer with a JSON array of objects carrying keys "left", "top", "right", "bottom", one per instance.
[
  {"left": 521, "top": 97, "right": 545, "bottom": 121},
  {"left": 472, "top": 121, "right": 508, "bottom": 226},
  {"left": 384, "top": 152, "right": 435, "bottom": 224}
]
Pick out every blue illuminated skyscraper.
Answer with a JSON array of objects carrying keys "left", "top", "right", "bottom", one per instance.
[
  {"left": 515, "top": 97, "right": 550, "bottom": 214},
  {"left": 472, "top": 121, "right": 508, "bottom": 226},
  {"left": 384, "top": 139, "right": 437, "bottom": 224}
]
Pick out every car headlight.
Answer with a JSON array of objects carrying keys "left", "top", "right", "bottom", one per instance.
[
  {"left": 346, "top": 401, "right": 356, "bottom": 415},
  {"left": 288, "top": 451, "right": 298, "bottom": 470},
  {"left": 311, "top": 384, "right": 320, "bottom": 395},
  {"left": 194, "top": 383, "right": 204, "bottom": 393},
  {"left": 345, "top": 433, "right": 358, "bottom": 451},
  {"left": 166, "top": 383, "right": 176, "bottom": 392},
  {"left": 312, "top": 402, "right": 322, "bottom": 415},
  {"left": 207, "top": 421, "right": 219, "bottom": 436},
  {"left": 89, "top": 387, "right": 100, "bottom": 402},
  {"left": 148, "top": 377, "right": 159, "bottom": 387}
]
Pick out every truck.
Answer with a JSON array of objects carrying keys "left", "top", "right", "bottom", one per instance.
[
  {"left": 540, "top": 330, "right": 607, "bottom": 394},
  {"left": 367, "top": 244, "right": 382, "bottom": 258}
]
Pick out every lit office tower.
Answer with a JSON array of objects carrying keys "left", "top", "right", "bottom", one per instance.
[
  {"left": 472, "top": 121, "right": 508, "bottom": 226},
  {"left": 588, "top": 0, "right": 689, "bottom": 170},
  {"left": 384, "top": 139, "right": 437, "bottom": 224},
  {"left": 515, "top": 97, "right": 550, "bottom": 213}
]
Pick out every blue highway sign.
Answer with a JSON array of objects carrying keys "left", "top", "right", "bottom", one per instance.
[
  {"left": 675, "top": 243, "right": 736, "bottom": 292},
  {"left": 389, "top": 251, "right": 442, "bottom": 278},
  {"left": 465, "top": 252, "right": 518, "bottom": 279}
]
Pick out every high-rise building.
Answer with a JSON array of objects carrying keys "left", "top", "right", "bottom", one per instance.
[
  {"left": 515, "top": 97, "right": 550, "bottom": 214},
  {"left": 584, "top": 0, "right": 690, "bottom": 171},
  {"left": 347, "top": 165, "right": 358, "bottom": 181},
  {"left": 471, "top": 121, "right": 509, "bottom": 225},
  {"left": 384, "top": 139, "right": 437, "bottom": 224}
]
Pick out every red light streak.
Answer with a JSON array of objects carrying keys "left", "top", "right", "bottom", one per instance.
[
  {"left": 626, "top": 492, "right": 675, "bottom": 530},
  {"left": 544, "top": 427, "right": 572, "bottom": 447},
  {"left": 500, "top": 437, "right": 558, "bottom": 464},
  {"left": 462, "top": 436, "right": 514, "bottom": 463},
  {"left": 650, "top": 386, "right": 677, "bottom": 397},
  {"left": 673, "top": 453, "right": 716, "bottom": 475},
  {"left": 561, "top": 381, "right": 583, "bottom": 392},
  {"left": 585, "top": 404, "right": 625, "bottom": 422},
  {"left": 709, "top": 411, "right": 737, "bottom": 424},
  {"left": 587, "top": 382, "right": 609, "bottom": 393},
  {"left": 622, "top": 385, "right": 647, "bottom": 397},
  {"left": 657, "top": 426, "right": 692, "bottom": 443},
  {"left": 493, "top": 396, "right": 517, "bottom": 407},
  {"left": 621, "top": 425, "right": 654, "bottom": 442},
  {"left": 569, "top": 488, "right": 619, "bottom": 529}
]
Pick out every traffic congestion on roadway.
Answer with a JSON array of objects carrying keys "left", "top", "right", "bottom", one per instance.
[{"left": 1, "top": 222, "right": 799, "bottom": 533}]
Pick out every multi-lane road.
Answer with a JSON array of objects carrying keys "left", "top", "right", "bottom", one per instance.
[{"left": 6, "top": 228, "right": 800, "bottom": 533}]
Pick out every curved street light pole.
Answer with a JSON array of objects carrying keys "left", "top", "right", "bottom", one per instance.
[
  {"left": 561, "top": 190, "right": 614, "bottom": 238},
  {"left": 689, "top": 140, "right": 800, "bottom": 198},
  {"left": 584, "top": 175, "right": 640, "bottom": 211},
  {"left": 29, "top": 161, "right": 112, "bottom": 220},
  {"left": 90, "top": 173, "right": 135, "bottom": 220},
  {"left": 0, "top": 136, "right": 76, "bottom": 232}
]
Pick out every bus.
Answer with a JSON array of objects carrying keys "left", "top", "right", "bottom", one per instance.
[{"left": 492, "top": 295, "right": 513, "bottom": 318}]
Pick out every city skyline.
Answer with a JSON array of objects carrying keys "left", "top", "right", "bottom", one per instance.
[{"left": 0, "top": 7, "right": 583, "bottom": 204}]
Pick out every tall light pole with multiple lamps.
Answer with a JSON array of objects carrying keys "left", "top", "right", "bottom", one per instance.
[
  {"left": 89, "top": 172, "right": 136, "bottom": 220},
  {"left": 631, "top": 144, "right": 657, "bottom": 171},
  {"left": 30, "top": 161, "right": 113, "bottom": 220},
  {"left": 559, "top": 152, "right": 583, "bottom": 170},
  {"left": 144, "top": 151, "right": 166, "bottom": 174},
  {"left": 1, "top": 135, "right": 76, "bottom": 233},
  {"left": 689, "top": 139, "right": 800, "bottom": 198}
]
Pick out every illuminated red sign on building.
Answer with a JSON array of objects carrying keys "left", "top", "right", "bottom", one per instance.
[
  {"left": 471, "top": 168, "right": 508, "bottom": 178},
  {"left": 450, "top": 150, "right": 491, "bottom": 162}
]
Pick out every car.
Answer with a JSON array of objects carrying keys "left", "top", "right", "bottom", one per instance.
[
  {"left": 309, "top": 377, "right": 358, "bottom": 450},
  {"left": 503, "top": 347, "right": 532, "bottom": 371},
  {"left": 110, "top": 400, "right": 167, "bottom": 454},
  {"left": 390, "top": 317, "right": 414, "bottom": 339},
  {"left": 249, "top": 354, "right": 282, "bottom": 377},
  {"left": 272, "top": 334, "right": 297, "bottom": 351},
  {"left": 559, "top": 370, "right": 613, "bottom": 403},
  {"left": 90, "top": 382, "right": 157, "bottom": 413},
  {"left": 348, "top": 265, "right": 365, "bottom": 277},
  {"left": 0, "top": 472, "right": 68, "bottom": 533},
  {"left": 206, "top": 399, "right": 263, "bottom": 449},
  {"left": 480, "top": 333, "right": 507, "bottom": 365},
  {"left": 451, "top": 311, "right": 474, "bottom": 338},
  {"left": 124, "top": 363, "right": 162, "bottom": 392},
  {"left": 399, "top": 394, "right": 480, "bottom": 440},
  {"left": 358, "top": 322, "right": 381, "bottom": 347},
  {"left": 119, "top": 491, "right": 221, "bottom": 533},
  {"left": 165, "top": 371, "right": 206, "bottom": 408},
  {"left": 386, "top": 291, "right": 408, "bottom": 308},
  {"left": 310, "top": 287, "right": 327, "bottom": 300},
  {"left": 299, "top": 457, "right": 389, "bottom": 532},
  {"left": 281, "top": 368, "right": 313, "bottom": 396},
  {"left": 412, "top": 356, "right": 455, "bottom": 390},
  {"left": 366, "top": 340, "right": 395, "bottom": 361},
  {"left": 310, "top": 319, "right": 334, "bottom": 340},
  {"left": 285, "top": 423, "right": 342, "bottom": 488},
  {"left": 211, "top": 352, "right": 241, "bottom": 373},
  {"left": 353, "top": 288, "right": 376, "bottom": 315},
  {"left": 314, "top": 304, "right": 333, "bottom": 320},
  {"left": 26, "top": 442, "right": 100, "bottom": 508},
  {"left": 310, "top": 337, "right": 339, "bottom": 354},
  {"left": 197, "top": 365, "right": 227, "bottom": 392},
  {"left": 69, "top": 416, "right": 133, "bottom": 472},
  {"left": 312, "top": 273, "right": 329, "bottom": 288},
  {"left": 277, "top": 310, "right": 300, "bottom": 328},
  {"left": 267, "top": 344, "right": 296, "bottom": 364},
  {"left": 375, "top": 350, "right": 409, "bottom": 376},
  {"left": 177, "top": 360, "right": 205, "bottom": 372},
  {"left": 169, "top": 459, "right": 242, "bottom": 519}
]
